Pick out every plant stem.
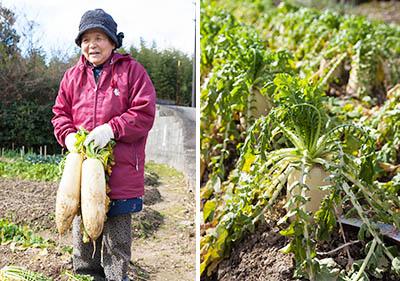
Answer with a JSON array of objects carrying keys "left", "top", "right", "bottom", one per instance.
[
  {"left": 353, "top": 239, "right": 377, "bottom": 281},
  {"left": 344, "top": 172, "right": 400, "bottom": 222},
  {"left": 252, "top": 165, "right": 294, "bottom": 223},
  {"left": 335, "top": 206, "right": 353, "bottom": 269},
  {"left": 342, "top": 181, "right": 394, "bottom": 261},
  {"left": 316, "top": 240, "right": 360, "bottom": 256}
]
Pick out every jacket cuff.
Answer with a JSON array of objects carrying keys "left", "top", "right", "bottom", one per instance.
[
  {"left": 108, "top": 120, "right": 119, "bottom": 140},
  {"left": 61, "top": 128, "right": 77, "bottom": 147}
]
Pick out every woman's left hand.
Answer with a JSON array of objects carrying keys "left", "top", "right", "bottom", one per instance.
[{"left": 84, "top": 123, "right": 114, "bottom": 148}]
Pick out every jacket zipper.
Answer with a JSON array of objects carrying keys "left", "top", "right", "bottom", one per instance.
[
  {"left": 134, "top": 146, "right": 139, "bottom": 171},
  {"left": 91, "top": 59, "right": 113, "bottom": 127},
  {"left": 92, "top": 67, "right": 104, "bottom": 127},
  {"left": 93, "top": 84, "right": 98, "bottom": 127}
]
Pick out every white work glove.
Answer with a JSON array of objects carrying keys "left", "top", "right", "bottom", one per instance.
[
  {"left": 65, "top": 133, "right": 77, "bottom": 152},
  {"left": 84, "top": 123, "right": 114, "bottom": 148}
]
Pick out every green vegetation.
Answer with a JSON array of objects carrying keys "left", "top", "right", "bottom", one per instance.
[
  {"left": 0, "top": 266, "right": 52, "bottom": 281},
  {"left": 0, "top": 159, "right": 60, "bottom": 181},
  {"left": 200, "top": 1, "right": 400, "bottom": 280},
  {"left": 0, "top": 220, "right": 94, "bottom": 280},
  {"left": 63, "top": 271, "right": 94, "bottom": 281},
  {"left": 128, "top": 40, "right": 194, "bottom": 105},
  {"left": 0, "top": 266, "right": 95, "bottom": 281},
  {"left": 0, "top": 150, "right": 172, "bottom": 183},
  {"left": 0, "top": 219, "right": 55, "bottom": 249},
  {"left": 0, "top": 149, "right": 61, "bottom": 181},
  {"left": 145, "top": 161, "right": 184, "bottom": 180}
]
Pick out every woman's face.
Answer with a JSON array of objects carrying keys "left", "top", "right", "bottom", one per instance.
[{"left": 81, "top": 29, "right": 115, "bottom": 66}]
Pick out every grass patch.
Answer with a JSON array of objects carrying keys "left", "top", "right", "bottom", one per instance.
[{"left": 145, "top": 161, "right": 184, "bottom": 181}]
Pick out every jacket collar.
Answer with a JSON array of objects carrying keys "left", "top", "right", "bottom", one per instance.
[{"left": 78, "top": 52, "right": 130, "bottom": 70}]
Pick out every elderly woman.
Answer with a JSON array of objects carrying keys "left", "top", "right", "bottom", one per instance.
[{"left": 52, "top": 8, "right": 156, "bottom": 281}]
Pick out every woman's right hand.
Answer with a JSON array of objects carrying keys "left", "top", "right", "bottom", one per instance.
[{"left": 65, "top": 133, "right": 77, "bottom": 152}]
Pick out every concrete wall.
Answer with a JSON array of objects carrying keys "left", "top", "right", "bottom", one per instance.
[{"left": 145, "top": 105, "right": 196, "bottom": 190}]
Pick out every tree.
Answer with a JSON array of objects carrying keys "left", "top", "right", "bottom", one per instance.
[
  {"left": 0, "top": 5, "right": 20, "bottom": 57},
  {"left": 129, "top": 39, "right": 193, "bottom": 105}
]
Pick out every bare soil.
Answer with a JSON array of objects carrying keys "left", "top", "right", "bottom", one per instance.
[
  {"left": 201, "top": 202, "right": 296, "bottom": 281},
  {"left": 0, "top": 168, "right": 195, "bottom": 280},
  {"left": 350, "top": 1, "right": 400, "bottom": 25},
  {"left": 206, "top": 203, "right": 399, "bottom": 281},
  {"left": 216, "top": 222, "right": 295, "bottom": 281}
]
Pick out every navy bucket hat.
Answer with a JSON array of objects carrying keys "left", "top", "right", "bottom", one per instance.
[{"left": 75, "top": 8, "right": 124, "bottom": 48}]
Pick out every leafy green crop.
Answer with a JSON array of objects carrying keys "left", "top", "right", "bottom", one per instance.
[
  {"left": 0, "top": 266, "right": 52, "bottom": 281},
  {"left": 24, "top": 154, "right": 63, "bottom": 165},
  {"left": 0, "top": 266, "right": 95, "bottom": 281},
  {"left": 0, "top": 219, "right": 55, "bottom": 249},
  {"left": 368, "top": 85, "right": 400, "bottom": 165},
  {"left": 200, "top": 1, "right": 400, "bottom": 280},
  {"left": 201, "top": 3, "right": 295, "bottom": 184},
  {"left": 260, "top": 2, "right": 400, "bottom": 102},
  {"left": 0, "top": 160, "right": 60, "bottom": 181},
  {"left": 201, "top": 74, "right": 400, "bottom": 279}
]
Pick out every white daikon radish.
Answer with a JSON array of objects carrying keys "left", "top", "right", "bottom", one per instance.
[
  {"left": 80, "top": 158, "right": 106, "bottom": 241},
  {"left": 287, "top": 166, "right": 330, "bottom": 214},
  {"left": 55, "top": 152, "right": 83, "bottom": 235}
]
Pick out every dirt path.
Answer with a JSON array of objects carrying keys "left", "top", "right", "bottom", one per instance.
[
  {"left": 0, "top": 164, "right": 195, "bottom": 280},
  {"left": 131, "top": 175, "right": 195, "bottom": 281}
]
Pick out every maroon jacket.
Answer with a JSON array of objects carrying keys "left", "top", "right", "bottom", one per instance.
[{"left": 52, "top": 53, "right": 156, "bottom": 199}]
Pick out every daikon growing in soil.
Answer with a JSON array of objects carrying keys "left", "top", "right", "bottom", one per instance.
[{"left": 200, "top": 1, "right": 400, "bottom": 280}]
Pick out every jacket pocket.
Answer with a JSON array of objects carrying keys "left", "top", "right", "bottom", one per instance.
[{"left": 113, "top": 142, "right": 134, "bottom": 166}]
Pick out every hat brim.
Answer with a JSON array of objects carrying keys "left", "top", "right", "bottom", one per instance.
[{"left": 75, "top": 23, "right": 119, "bottom": 48}]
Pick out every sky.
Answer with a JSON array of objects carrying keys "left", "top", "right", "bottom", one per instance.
[{"left": 1, "top": 0, "right": 196, "bottom": 59}]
